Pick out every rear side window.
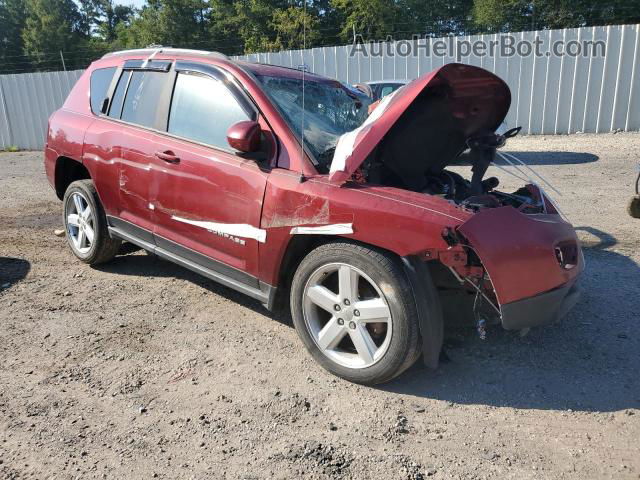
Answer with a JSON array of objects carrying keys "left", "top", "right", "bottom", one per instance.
[
  {"left": 120, "top": 71, "right": 167, "bottom": 128},
  {"left": 90, "top": 67, "right": 116, "bottom": 115},
  {"left": 108, "top": 71, "right": 131, "bottom": 119},
  {"left": 168, "top": 73, "right": 250, "bottom": 149}
]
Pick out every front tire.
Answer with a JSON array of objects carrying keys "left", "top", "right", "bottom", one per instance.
[
  {"left": 62, "top": 180, "right": 121, "bottom": 265},
  {"left": 290, "top": 241, "right": 421, "bottom": 385}
]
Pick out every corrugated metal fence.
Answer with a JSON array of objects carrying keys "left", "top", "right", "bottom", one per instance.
[
  {"left": 1, "top": 24, "right": 639, "bottom": 150},
  {"left": 0, "top": 69, "right": 84, "bottom": 150}
]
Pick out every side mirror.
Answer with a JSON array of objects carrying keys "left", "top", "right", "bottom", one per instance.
[{"left": 227, "top": 120, "right": 261, "bottom": 153}]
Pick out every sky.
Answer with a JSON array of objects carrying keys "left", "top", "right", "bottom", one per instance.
[{"left": 115, "top": 0, "right": 146, "bottom": 8}]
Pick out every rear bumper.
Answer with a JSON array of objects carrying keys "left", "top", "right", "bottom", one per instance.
[{"left": 500, "top": 279, "right": 581, "bottom": 330}]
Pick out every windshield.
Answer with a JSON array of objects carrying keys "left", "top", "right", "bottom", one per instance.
[{"left": 253, "top": 73, "right": 372, "bottom": 172}]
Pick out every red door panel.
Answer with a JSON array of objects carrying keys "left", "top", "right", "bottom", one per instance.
[
  {"left": 117, "top": 127, "right": 157, "bottom": 232},
  {"left": 150, "top": 134, "right": 268, "bottom": 278}
]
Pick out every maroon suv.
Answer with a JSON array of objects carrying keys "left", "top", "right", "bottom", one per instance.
[{"left": 45, "top": 48, "right": 583, "bottom": 385}]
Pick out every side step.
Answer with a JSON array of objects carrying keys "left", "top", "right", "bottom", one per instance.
[{"left": 108, "top": 226, "right": 275, "bottom": 308}]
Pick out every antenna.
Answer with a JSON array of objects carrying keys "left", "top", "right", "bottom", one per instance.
[{"left": 300, "top": 0, "right": 307, "bottom": 175}]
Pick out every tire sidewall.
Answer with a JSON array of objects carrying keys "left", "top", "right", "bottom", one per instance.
[
  {"left": 629, "top": 196, "right": 640, "bottom": 219},
  {"left": 291, "top": 243, "right": 418, "bottom": 385}
]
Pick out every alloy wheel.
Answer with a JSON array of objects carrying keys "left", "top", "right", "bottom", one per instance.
[
  {"left": 65, "top": 192, "right": 95, "bottom": 254},
  {"left": 303, "top": 263, "right": 393, "bottom": 369}
]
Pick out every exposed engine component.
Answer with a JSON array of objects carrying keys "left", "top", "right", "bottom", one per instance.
[{"left": 367, "top": 123, "right": 546, "bottom": 212}]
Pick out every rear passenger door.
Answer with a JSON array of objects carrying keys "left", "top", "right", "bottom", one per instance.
[
  {"left": 110, "top": 64, "right": 173, "bottom": 242},
  {"left": 150, "top": 62, "right": 270, "bottom": 284}
]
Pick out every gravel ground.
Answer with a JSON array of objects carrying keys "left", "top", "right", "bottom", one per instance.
[{"left": 1, "top": 133, "right": 639, "bottom": 480}]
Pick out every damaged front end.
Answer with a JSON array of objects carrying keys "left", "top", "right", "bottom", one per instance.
[
  {"left": 435, "top": 199, "right": 583, "bottom": 333},
  {"left": 327, "top": 62, "right": 584, "bottom": 335}
]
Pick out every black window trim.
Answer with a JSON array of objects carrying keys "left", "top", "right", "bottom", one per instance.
[
  {"left": 123, "top": 59, "right": 172, "bottom": 71},
  {"left": 94, "top": 59, "right": 278, "bottom": 163}
]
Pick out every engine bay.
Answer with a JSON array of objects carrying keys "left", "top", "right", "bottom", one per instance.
[
  {"left": 419, "top": 169, "right": 546, "bottom": 213},
  {"left": 360, "top": 121, "right": 549, "bottom": 214}
]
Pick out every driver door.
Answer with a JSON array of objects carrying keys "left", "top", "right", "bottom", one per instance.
[{"left": 150, "top": 64, "right": 270, "bottom": 287}]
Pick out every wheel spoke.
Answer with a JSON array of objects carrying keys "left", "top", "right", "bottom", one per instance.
[
  {"left": 354, "top": 298, "right": 390, "bottom": 323},
  {"left": 84, "top": 224, "right": 94, "bottom": 244},
  {"left": 67, "top": 214, "right": 80, "bottom": 227},
  {"left": 317, "top": 317, "right": 347, "bottom": 351},
  {"left": 307, "top": 285, "right": 339, "bottom": 314},
  {"left": 349, "top": 324, "right": 377, "bottom": 364},
  {"left": 75, "top": 229, "right": 86, "bottom": 249},
  {"left": 81, "top": 205, "right": 92, "bottom": 220},
  {"left": 73, "top": 194, "right": 84, "bottom": 214},
  {"left": 338, "top": 265, "right": 359, "bottom": 301}
]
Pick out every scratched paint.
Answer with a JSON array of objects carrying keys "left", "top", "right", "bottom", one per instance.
[
  {"left": 290, "top": 223, "right": 354, "bottom": 235},
  {"left": 171, "top": 215, "right": 267, "bottom": 243}
]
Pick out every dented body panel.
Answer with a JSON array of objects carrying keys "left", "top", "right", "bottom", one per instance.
[
  {"left": 457, "top": 206, "right": 584, "bottom": 329},
  {"left": 46, "top": 50, "right": 583, "bottom": 349}
]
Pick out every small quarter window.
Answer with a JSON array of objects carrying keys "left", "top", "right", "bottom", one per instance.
[
  {"left": 90, "top": 67, "right": 116, "bottom": 115},
  {"left": 168, "top": 73, "right": 251, "bottom": 149}
]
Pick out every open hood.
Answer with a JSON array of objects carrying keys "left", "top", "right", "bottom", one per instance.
[{"left": 329, "top": 63, "right": 511, "bottom": 185}]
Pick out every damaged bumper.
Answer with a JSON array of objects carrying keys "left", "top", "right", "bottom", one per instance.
[
  {"left": 500, "top": 279, "right": 581, "bottom": 330},
  {"left": 456, "top": 206, "right": 584, "bottom": 330}
]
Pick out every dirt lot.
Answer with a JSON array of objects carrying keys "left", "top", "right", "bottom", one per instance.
[{"left": 1, "top": 133, "right": 639, "bottom": 479}]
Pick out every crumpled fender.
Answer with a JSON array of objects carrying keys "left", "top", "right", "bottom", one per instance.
[{"left": 457, "top": 206, "right": 584, "bottom": 307}]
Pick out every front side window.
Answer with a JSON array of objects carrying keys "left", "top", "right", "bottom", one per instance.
[
  {"left": 90, "top": 67, "right": 116, "bottom": 115},
  {"left": 120, "top": 71, "right": 167, "bottom": 128},
  {"left": 168, "top": 72, "right": 251, "bottom": 149}
]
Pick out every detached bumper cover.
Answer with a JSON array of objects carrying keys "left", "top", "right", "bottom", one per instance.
[{"left": 500, "top": 280, "right": 581, "bottom": 330}]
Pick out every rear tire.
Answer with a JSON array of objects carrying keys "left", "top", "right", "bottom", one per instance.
[
  {"left": 62, "top": 180, "right": 121, "bottom": 265},
  {"left": 628, "top": 196, "right": 640, "bottom": 219},
  {"left": 290, "top": 241, "right": 421, "bottom": 385}
]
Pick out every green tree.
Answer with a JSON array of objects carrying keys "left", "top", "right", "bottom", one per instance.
[
  {"left": 331, "top": 0, "right": 403, "bottom": 42},
  {"left": 77, "top": 0, "right": 101, "bottom": 36},
  {"left": 404, "top": 0, "right": 474, "bottom": 36},
  {"left": 22, "top": 0, "right": 88, "bottom": 70},
  {"left": 214, "top": 0, "right": 284, "bottom": 53},
  {"left": 96, "top": 0, "right": 134, "bottom": 43},
  {"left": 472, "top": 0, "right": 640, "bottom": 32},
  {"left": 0, "top": 0, "right": 28, "bottom": 72},
  {"left": 268, "top": 5, "right": 321, "bottom": 50},
  {"left": 117, "top": 0, "right": 209, "bottom": 49}
]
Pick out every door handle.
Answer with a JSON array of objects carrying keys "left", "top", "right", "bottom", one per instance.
[{"left": 155, "top": 150, "right": 180, "bottom": 163}]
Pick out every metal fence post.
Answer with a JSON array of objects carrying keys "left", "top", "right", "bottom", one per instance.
[{"left": 0, "top": 77, "right": 14, "bottom": 149}]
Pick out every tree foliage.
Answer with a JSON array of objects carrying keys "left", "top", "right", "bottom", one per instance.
[
  {"left": 1, "top": 0, "right": 640, "bottom": 73},
  {"left": 472, "top": 0, "right": 640, "bottom": 32}
]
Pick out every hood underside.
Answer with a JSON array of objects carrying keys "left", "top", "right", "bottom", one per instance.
[{"left": 329, "top": 63, "right": 511, "bottom": 184}]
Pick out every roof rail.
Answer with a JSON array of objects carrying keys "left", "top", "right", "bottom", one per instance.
[{"left": 102, "top": 47, "right": 229, "bottom": 60}]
